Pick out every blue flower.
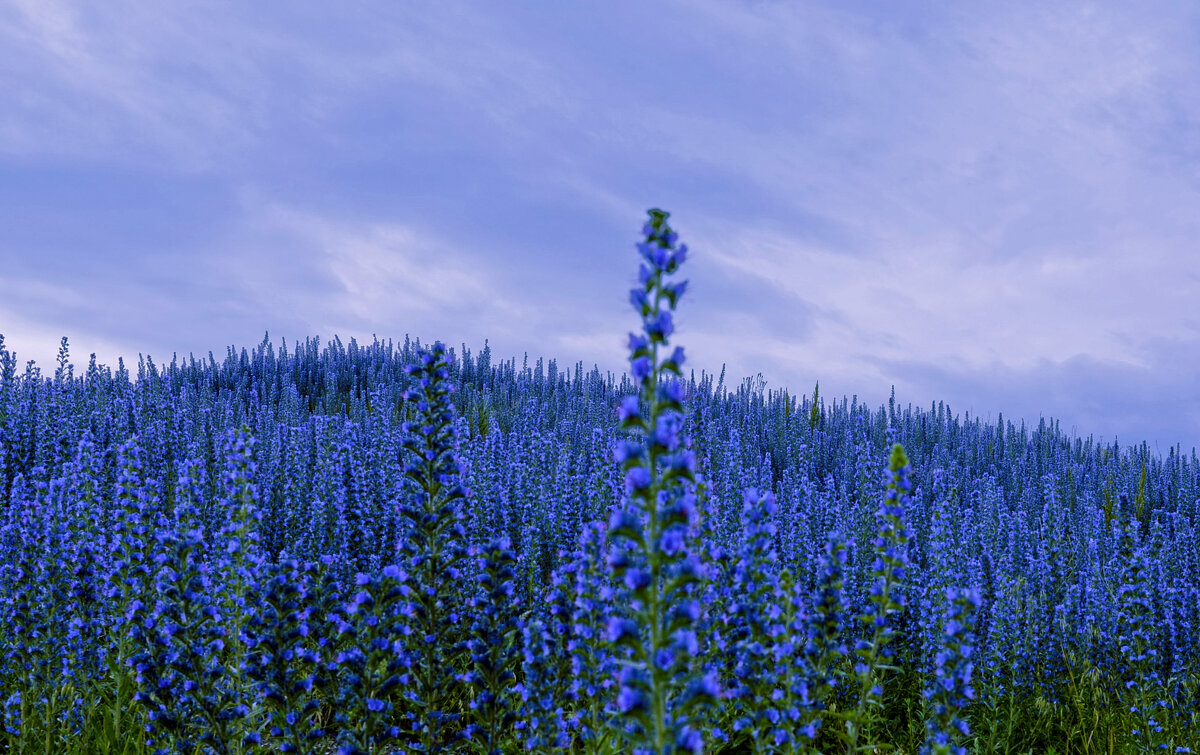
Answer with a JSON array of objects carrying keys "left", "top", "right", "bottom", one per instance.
[
  {"left": 624, "top": 568, "right": 651, "bottom": 593},
  {"left": 645, "top": 311, "right": 674, "bottom": 342},
  {"left": 618, "top": 685, "right": 649, "bottom": 714},
  {"left": 657, "top": 528, "right": 685, "bottom": 557},
  {"left": 624, "top": 467, "right": 652, "bottom": 495},
  {"left": 618, "top": 396, "right": 643, "bottom": 423},
  {"left": 607, "top": 617, "right": 639, "bottom": 645},
  {"left": 631, "top": 356, "right": 653, "bottom": 381}
]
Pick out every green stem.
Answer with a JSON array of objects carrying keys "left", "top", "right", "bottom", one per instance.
[
  {"left": 647, "top": 332, "right": 666, "bottom": 754},
  {"left": 423, "top": 472, "right": 435, "bottom": 752}
]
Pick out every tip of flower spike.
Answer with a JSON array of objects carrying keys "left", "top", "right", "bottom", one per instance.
[
  {"left": 888, "top": 443, "right": 908, "bottom": 471},
  {"left": 646, "top": 208, "right": 670, "bottom": 232}
]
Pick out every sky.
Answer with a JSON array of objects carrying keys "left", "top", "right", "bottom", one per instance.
[{"left": 2, "top": 1, "right": 1199, "bottom": 455}]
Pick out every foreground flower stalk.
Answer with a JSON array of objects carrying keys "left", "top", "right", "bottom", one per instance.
[
  {"left": 395, "top": 341, "right": 471, "bottom": 752},
  {"left": 846, "top": 442, "right": 913, "bottom": 751},
  {"left": 605, "top": 208, "right": 716, "bottom": 754}
]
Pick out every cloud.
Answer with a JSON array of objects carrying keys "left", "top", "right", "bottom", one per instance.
[
  {"left": 0, "top": 0, "right": 589, "bottom": 171},
  {"left": 0, "top": 296, "right": 143, "bottom": 377},
  {"left": 3, "top": 0, "right": 1200, "bottom": 451},
  {"left": 237, "top": 199, "right": 527, "bottom": 333},
  {"left": 1, "top": 0, "right": 246, "bottom": 167},
  {"left": 702, "top": 221, "right": 1199, "bottom": 369}
]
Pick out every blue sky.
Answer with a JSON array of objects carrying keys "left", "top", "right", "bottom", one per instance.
[{"left": 2, "top": 1, "right": 1199, "bottom": 454}]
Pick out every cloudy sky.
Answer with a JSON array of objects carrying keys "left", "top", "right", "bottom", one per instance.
[{"left": 2, "top": 1, "right": 1199, "bottom": 453}]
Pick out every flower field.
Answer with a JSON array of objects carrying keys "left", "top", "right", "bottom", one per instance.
[{"left": 1, "top": 209, "right": 1197, "bottom": 753}]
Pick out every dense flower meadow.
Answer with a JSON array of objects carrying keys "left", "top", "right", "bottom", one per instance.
[{"left": 1, "top": 209, "right": 1198, "bottom": 754}]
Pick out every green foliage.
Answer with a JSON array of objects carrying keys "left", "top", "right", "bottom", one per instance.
[{"left": 810, "top": 381, "right": 821, "bottom": 431}]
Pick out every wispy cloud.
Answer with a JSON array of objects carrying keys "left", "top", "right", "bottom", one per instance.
[
  {"left": 0, "top": 293, "right": 143, "bottom": 376},
  {"left": 2, "top": 0, "right": 1199, "bottom": 449},
  {"left": 230, "top": 199, "right": 530, "bottom": 339}
]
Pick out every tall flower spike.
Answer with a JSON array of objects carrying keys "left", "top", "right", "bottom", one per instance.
[
  {"left": 244, "top": 559, "right": 326, "bottom": 755},
  {"left": 846, "top": 443, "right": 913, "bottom": 752},
  {"left": 604, "top": 209, "right": 712, "bottom": 755},
  {"left": 463, "top": 536, "right": 522, "bottom": 754},
  {"left": 395, "top": 341, "right": 471, "bottom": 752},
  {"left": 921, "top": 586, "right": 979, "bottom": 755}
]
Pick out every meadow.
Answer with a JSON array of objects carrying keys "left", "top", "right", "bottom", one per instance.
[{"left": 1, "top": 208, "right": 1197, "bottom": 754}]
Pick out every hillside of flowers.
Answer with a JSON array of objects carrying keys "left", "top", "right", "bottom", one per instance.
[{"left": 2, "top": 209, "right": 1198, "bottom": 754}]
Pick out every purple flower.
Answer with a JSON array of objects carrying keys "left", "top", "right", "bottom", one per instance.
[
  {"left": 676, "top": 726, "right": 703, "bottom": 754},
  {"left": 618, "top": 396, "right": 642, "bottom": 422},
  {"left": 654, "top": 647, "right": 675, "bottom": 670},
  {"left": 381, "top": 564, "right": 403, "bottom": 580},
  {"left": 673, "top": 243, "right": 688, "bottom": 267},
  {"left": 608, "top": 508, "right": 641, "bottom": 536},
  {"left": 685, "top": 672, "right": 721, "bottom": 702},
  {"left": 631, "top": 356, "right": 652, "bottom": 381},
  {"left": 637, "top": 241, "right": 671, "bottom": 269},
  {"left": 625, "top": 568, "right": 651, "bottom": 592},
  {"left": 665, "top": 345, "right": 686, "bottom": 368},
  {"left": 624, "top": 467, "right": 651, "bottom": 495},
  {"left": 607, "top": 617, "right": 639, "bottom": 644},
  {"left": 674, "top": 628, "right": 699, "bottom": 656},
  {"left": 657, "top": 528, "right": 684, "bottom": 557},
  {"left": 630, "top": 288, "right": 650, "bottom": 313},
  {"left": 666, "top": 450, "right": 697, "bottom": 475},
  {"left": 674, "top": 601, "right": 701, "bottom": 624},
  {"left": 607, "top": 547, "right": 633, "bottom": 571},
  {"left": 613, "top": 440, "right": 645, "bottom": 465},
  {"left": 675, "top": 492, "right": 699, "bottom": 526},
  {"left": 618, "top": 685, "right": 648, "bottom": 714},
  {"left": 652, "top": 415, "right": 680, "bottom": 450},
  {"left": 645, "top": 311, "right": 674, "bottom": 341}
]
